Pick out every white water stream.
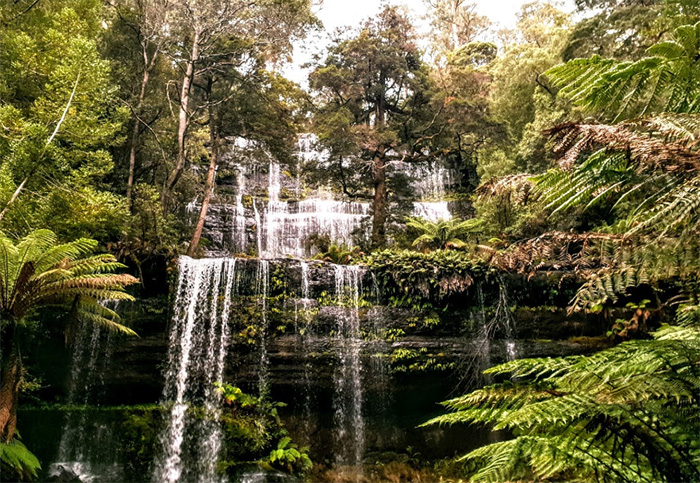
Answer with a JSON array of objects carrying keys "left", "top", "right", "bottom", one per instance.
[{"left": 153, "top": 257, "right": 235, "bottom": 483}]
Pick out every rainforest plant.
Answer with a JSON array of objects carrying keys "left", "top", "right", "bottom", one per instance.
[
  {"left": 0, "top": 229, "right": 138, "bottom": 479},
  {"left": 424, "top": 303, "right": 700, "bottom": 482},
  {"left": 366, "top": 249, "right": 489, "bottom": 309},
  {"left": 406, "top": 217, "right": 484, "bottom": 251}
]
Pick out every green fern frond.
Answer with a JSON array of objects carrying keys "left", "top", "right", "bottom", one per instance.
[{"left": 0, "top": 438, "right": 41, "bottom": 481}]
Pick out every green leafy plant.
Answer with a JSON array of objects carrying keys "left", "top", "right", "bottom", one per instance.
[
  {"left": 0, "top": 229, "right": 138, "bottom": 479},
  {"left": 366, "top": 249, "right": 489, "bottom": 309},
  {"left": 0, "top": 437, "right": 41, "bottom": 481},
  {"left": 406, "top": 217, "right": 484, "bottom": 251},
  {"left": 425, "top": 304, "right": 700, "bottom": 482},
  {"left": 314, "top": 244, "right": 362, "bottom": 265},
  {"left": 268, "top": 436, "right": 313, "bottom": 474}
]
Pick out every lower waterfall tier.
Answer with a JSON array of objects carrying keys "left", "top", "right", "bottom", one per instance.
[{"left": 22, "top": 257, "right": 606, "bottom": 482}]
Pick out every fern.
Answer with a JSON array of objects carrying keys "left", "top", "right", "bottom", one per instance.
[
  {"left": 546, "top": 22, "right": 700, "bottom": 120},
  {"left": 406, "top": 217, "right": 484, "bottom": 251},
  {"left": 0, "top": 229, "right": 139, "bottom": 333},
  {"left": 425, "top": 305, "right": 700, "bottom": 483},
  {"left": 0, "top": 438, "right": 41, "bottom": 481}
]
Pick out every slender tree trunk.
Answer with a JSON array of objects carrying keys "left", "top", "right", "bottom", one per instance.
[
  {"left": 188, "top": 108, "right": 219, "bottom": 257},
  {"left": 0, "top": 327, "right": 20, "bottom": 443},
  {"left": 371, "top": 150, "right": 386, "bottom": 249},
  {"left": 162, "top": 30, "right": 200, "bottom": 206},
  {"left": 126, "top": 47, "right": 156, "bottom": 211},
  {"left": 371, "top": 90, "right": 387, "bottom": 249},
  {"left": 0, "top": 74, "right": 80, "bottom": 222}
]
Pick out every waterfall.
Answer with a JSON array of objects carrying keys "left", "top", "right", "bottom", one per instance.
[
  {"left": 51, "top": 310, "right": 119, "bottom": 482},
  {"left": 412, "top": 201, "right": 452, "bottom": 221},
  {"left": 495, "top": 277, "right": 518, "bottom": 361},
  {"left": 152, "top": 257, "right": 235, "bottom": 483},
  {"left": 332, "top": 265, "right": 365, "bottom": 469},
  {"left": 233, "top": 167, "right": 248, "bottom": 254},
  {"left": 256, "top": 260, "right": 271, "bottom": 398},
  {"left": 253, "top": 200, "right": 263, "bottom": 257}
]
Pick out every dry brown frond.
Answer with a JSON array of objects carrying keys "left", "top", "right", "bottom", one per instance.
[
  {"left": 477, "top": 174, "right": 536, "bottom": 205},
  {"left": 492, "top": 231, "right": 624, "bottom": 275},
  {"left": 545, "top": 122, "right": 700, "bottom": 172}
]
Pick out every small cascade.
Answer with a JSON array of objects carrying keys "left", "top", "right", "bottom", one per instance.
[
  {"left": 253, "top": 200, "right": 263, "bottom": 256},
  {"left": 256, "top": 259, "right": 271, "bottom": 397},
  {"left": 233, "top": 167, "right": 248, "bottom": 253},
  {"left": 495, "top": 276, "right": 518, "bottom": 361},
  {"left": 262, "top": 199, "right": 370, "bottom": 258},
  {"left": 153, "top": 257, "right": 235, "bottom": 483},
  {"left": 332, "top": 265, "right": 365, "bottom": 469},
  {"left": 261, "top": 160, "right": 370, "bottom": 258},
  {"left": 296, "top": 261, "right": 316, "bottom": 443},
  {"left": 51, "top": 309, "right": 119, "bottom": 482},
  {"left": 410, "top": 163, "right": 453, "bottom": 200},
  {"left": 412, "top": 201, "right": 452, "bottom": 221}
]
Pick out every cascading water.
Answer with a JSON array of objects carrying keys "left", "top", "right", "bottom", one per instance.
[
  {"left": 332, "top": 265, "right": 365, "bottom": 469},
  {"left": 153, "top": 257, "right": 235, "bottom": 483},
  {"left": 50, "top": 311, "right": 119, "bottom": 482},
  {"left": 256, "top": 259, "right": 271, "bottom": 397},
  {"left": 261, "top": 161, "right": 370, "bottom": 258},
  {"left": 412, "top": 201, "right": 452, "bottom": 221}
]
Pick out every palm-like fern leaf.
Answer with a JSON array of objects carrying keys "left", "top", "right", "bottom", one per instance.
[
  {"left": 425, "top": 305, "right": 700, "bottom": 483},
  {"left": 0, "top": 229, "right": 138, "bottom": 334},
  {"left": 546, "top": 22, "right": 700, "bottom": 121}
]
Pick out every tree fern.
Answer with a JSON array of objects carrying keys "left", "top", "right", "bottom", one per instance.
[
  {"left": 0, "top": 229, "right": 138, "bottom": 470},
  {"left": 406, "top": 217, "right": 484, "bottom": 251},
  {"left": 425, "top": 305, "right": 700, "bottom": 482},
  {"left": 0, "top": 229, "right": 138, "bottom": 333},
  {"left": 546, "top": 22, "right": 700, "bottom": 121}
]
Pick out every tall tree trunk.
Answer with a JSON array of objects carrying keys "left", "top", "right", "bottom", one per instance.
[
  {"left": 0, "top": 328, "right": 20, "bottom": 443},
  {"left": 371, "top": 90, "right": 387, "bottom": 249},
  {"left": 162, "top": 29, "right": 200, "bottom": 206},
  {"left": 371, "top": 150, "right": 386, "bottom": 249},
  {"left": 126, "top": 47, "right": 157, "bottom": 211},
  {"left": 0, "top": 74, "right": 80, "bottom": 222},
  {"left": 188, "top": 108, "right": 218, "bottom": 257}
]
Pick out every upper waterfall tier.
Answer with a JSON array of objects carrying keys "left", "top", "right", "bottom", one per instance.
[{"left": 197, "top": 136, "right": 460, "bottom": 258}]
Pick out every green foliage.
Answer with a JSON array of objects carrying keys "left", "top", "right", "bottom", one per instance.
[
  {"left": 0, "top": 0, "right": 129, "bottom": 238},
  {"left": 390, "top": 347, "right": 455, "bottom": 374},
  {"left": 546, "top": 22, "right": 700, "bottom": 121},
  {"left": 215, "top": 383, "right": 312, "bottom": 476},
  {"left": 0, "top": 229, "right": 138, "bottom": 331},
  {"left": 268, "top": 437, "right": 313, "bottom": 474},
  {"left": 366, "top": 249, "right": 489, "bottom": 309},
  {"left": 216, "top": 384, "right": 259, "bottom": 409},
  {"left": 0, "top": 437, "right": 41, "bottom": 481},
  {"left": 425, "top": 304, "right": 700, "bottom": 482},
  {"left": 406, "top": 217, "right": 484, "bottom": 251}
]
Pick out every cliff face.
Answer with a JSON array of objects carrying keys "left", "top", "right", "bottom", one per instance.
[{"left": 92, "top": 258, "right": 603, "bottom": 405}]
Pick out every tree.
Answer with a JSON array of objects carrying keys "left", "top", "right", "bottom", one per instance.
[
  {"left": 310, "top": 6, "right": 439, "bottom": 248},
  {"left": 186, "top": 42, "right": 310, "bottom": 255},
  {"left": 0, "top": 0, "right": 128, "bottom": 239},
  {"left": 480, "top": 2, "right": 571, "bottom": 179},
  {"left": 427, "top": 42, "right": 506, "bottom": 193},
  {"left": 160, "top": 0, "right": 316, "bottom": 207},
  {"left": 425, "top": 0, "right": 490, "bottom": 59},
  {"left": 106, "top": 0, "right": 173, "bottom": 210},
  {"left": 0, "top": 230, "right": 138, "bottom": 476},
  {"left": 563, "top": 0, "right": 700, "bottom": 61}
]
